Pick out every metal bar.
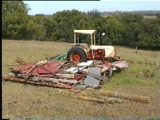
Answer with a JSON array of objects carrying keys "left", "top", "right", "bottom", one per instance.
[
  {"left": 91, "top": 33, "right": 93, "bottom": 45},
  {"left": 94, "top": 33, "right": 96, "bottom": 45},
  {"left": 74, "top": 33, "right": 76, "bottom": 45}
]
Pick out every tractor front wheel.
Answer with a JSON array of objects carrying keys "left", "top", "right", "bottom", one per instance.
[{"left": 67, "top": 47, "right": 87, "bottom": 62}]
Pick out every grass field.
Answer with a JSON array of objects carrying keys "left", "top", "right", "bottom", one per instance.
[{"left": 2, "top": 40, "right": 160, "bottom": 119}]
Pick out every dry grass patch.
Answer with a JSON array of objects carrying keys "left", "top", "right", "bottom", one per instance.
[{"left": 2, "top": 40, "right": 160, "bottom": 119}]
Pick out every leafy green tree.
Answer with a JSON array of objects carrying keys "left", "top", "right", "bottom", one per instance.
[
  {"left": 2, "top": 1, "right": 30, "bottom": 39},
  {"left": 138, "top": 18, "right": 160, "bottom": 48},
  {"left": 43, "top": 17, "right": 57, "bottom": 41},
  {"left": 117, "top": 14, "right": 143, "bottom": 47},
  {"left": 103, "top": 16, "right": 124, "bottom": 45},
  {"left": 2, "top": 1, "right": 160, "bottom": 49},
  {"left": 52, "top": 10, "right": 93, "bottom": 42},
  {"left": 87, "top": 10, "right": 107, "bottom": 44}
]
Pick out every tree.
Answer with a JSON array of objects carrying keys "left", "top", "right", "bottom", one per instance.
[
  {"left": 51, "top": 10, "right": 93, "bottom": 42},
  {"left": 138, "top": 18, "right": 160, "bottom": 49},
  {"left": 103, "top": 16, "right": 124, "bottom": 45},
  {"left": 2, "top": 2, "right": 160, "bottom": 49},
  {"left": 117, "top": 14, "right": 143, "bottom": 47},
  {"left": 2, "top": 1, "right": 30, "bottom": 39}
]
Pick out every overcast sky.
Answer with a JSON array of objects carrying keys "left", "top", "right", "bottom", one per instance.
[{"left": 23, "top": 0, "right": 160, "bottom": 15}]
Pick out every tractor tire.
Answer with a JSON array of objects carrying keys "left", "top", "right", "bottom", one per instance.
[{"left": 67, "top": 47, "right": 87, "bottom": 62}]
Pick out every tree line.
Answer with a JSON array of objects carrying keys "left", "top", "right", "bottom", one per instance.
[{"left": 2, "top": 1, "right": 160, "bottom": 49}]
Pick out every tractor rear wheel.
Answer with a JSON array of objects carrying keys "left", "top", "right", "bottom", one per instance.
[{"left": 67, "top": 47, "right": 87, "bottom": 62}]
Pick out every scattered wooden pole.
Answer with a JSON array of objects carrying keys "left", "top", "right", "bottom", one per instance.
[
  {"left": 3, "top": 76, "right": 150, "bottom": 104},
  {"left": 77, "top": 95, "right": 105, "bottom": 103},
  {"left": 102, "top": 97, "right": 123, "bottom": 104},
  {"left": 32, "top": 76, "right": 77, "bottom": 84},
  {"left": 57, "top": 90, "right": 105, "bottom": 103},
  {"left": 57, "top": 90, "right": 122, "bottom": 104},
  {"left": 99, "top": 90, "right": 150, "bottom": 103},
  {"left": 3, "top": 76, "right": 72, "bottom": 89},
  {"left": 56, "top": 73, "right": 75, "bottom": 79}
]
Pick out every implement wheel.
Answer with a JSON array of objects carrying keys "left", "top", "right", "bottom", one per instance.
[{"left": 67, "top": 47, "right": 87, "bottom": 62}]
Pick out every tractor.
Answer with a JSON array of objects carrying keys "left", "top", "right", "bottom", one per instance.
[{"left": 67, "top": 30, "right": 119, "bottom": 62}]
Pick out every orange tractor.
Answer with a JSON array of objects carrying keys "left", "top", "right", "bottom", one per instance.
[{"left": 67, "top": 30, "right": 119, "bottom": 62}]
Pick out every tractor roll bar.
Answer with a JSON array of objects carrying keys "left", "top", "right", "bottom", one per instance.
[{"left": 74, "top": 30, "right": 96, "bottom": 45}]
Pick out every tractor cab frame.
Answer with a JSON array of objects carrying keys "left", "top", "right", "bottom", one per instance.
[{"left": 74, "top": 30, "right": 97, "bottom": 45}]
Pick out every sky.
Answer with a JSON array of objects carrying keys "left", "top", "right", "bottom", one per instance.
[{"left": 23, "top": 0, "right": 160, "bottom": 15}]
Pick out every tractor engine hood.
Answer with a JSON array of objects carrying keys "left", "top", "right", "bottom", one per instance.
[{"left": 90, "top": 45, "right": 116, "bottom": 57}]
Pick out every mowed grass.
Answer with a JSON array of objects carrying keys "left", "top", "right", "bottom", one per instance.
[{"left": 2, "top": 40, "right": 160, "bottom": 119}]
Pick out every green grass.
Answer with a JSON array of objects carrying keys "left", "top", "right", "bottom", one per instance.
[
  {"left": 2, "top": 40, "right": 160, "bottom": 119},
  {"left": 103, "top": 46, "right": 160, "bottom": 91},
  {"left": 2, "top": 40, "right": 72, "bottom": 74}
]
